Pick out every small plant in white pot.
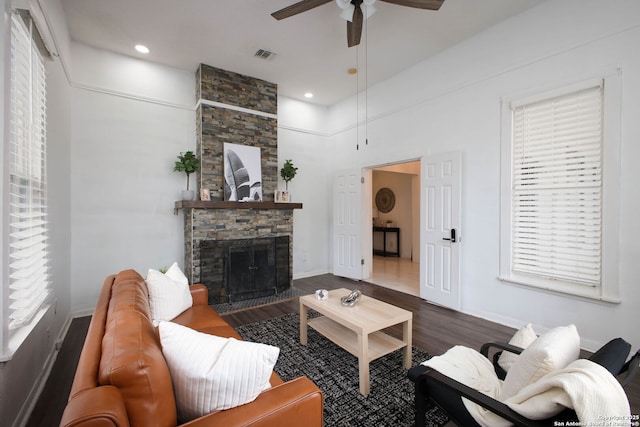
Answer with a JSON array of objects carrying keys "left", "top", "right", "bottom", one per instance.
[
  {"left": 278, "top": 159, "right": 298, "bottom": 202},
  {"left": 174, "top": 151, "right": 200, "bottom": 200},
  {"left": 280, "top": 159, "right": 298, "bottom": 190}
]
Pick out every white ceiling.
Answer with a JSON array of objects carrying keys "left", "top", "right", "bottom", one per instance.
[{"left": 61, "top": 0, "right": 544, "bottom": 106}]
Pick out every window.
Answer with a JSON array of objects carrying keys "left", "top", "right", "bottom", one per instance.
[
  {"left": 500, "top": 75, "right": 621, "bottom": 302},
  {"left": 1, "top": 9, "right": 50, "bottom": 360}
]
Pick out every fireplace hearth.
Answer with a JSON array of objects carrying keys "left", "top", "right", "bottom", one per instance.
[{"left": 200, "top": 236, "right": 290, "bottom": 304}]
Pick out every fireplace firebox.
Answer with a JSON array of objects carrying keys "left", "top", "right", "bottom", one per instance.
[{"left": 200, "top": 236, "right": 290, "bottom": 304}]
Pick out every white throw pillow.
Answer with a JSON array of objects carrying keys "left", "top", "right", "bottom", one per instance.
[
  {"left": 145, "top": 265, "right": 193, "bottom": 326},
  {"left": 498, "top": 323, "right": 537, "bottom": 373},
  {"left": 500, "top": 324, "right": 580, "bottom": 400},
  {"left": 165, "top": 261, "right": 189, "bottom": 287},
  {"left": 159, "top": 321, "right": 279, "bottom": 421}
]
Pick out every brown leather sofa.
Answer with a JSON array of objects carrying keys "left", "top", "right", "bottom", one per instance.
[{"left": 60, "top": 269, "right": 323, "bottom": 427}]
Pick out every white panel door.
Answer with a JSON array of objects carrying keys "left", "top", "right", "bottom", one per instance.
[
  {"left": 420, "top": 152, "right": 461, "bottom": 309},
  {"left": 333, "top": 169, "right": 363, "bottom": 280}
]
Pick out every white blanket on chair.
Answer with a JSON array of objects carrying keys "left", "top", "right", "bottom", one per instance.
[{"left": 422, "top": 346, "right": 630, "bottom": 427}]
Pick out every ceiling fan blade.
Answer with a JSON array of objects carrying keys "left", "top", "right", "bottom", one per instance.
[
  {"left": 346, "top": 5, "right": 364, "bottom": 47},
  {"left": 271, "top": 0, "right": 333, "bottom": 20},
  {"left": 379, "top": 0, "right": 445, "bottom": 10}
]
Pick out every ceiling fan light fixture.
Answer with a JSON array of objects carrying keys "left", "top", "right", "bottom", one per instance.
[
  {"left": 339, "top": 4, "right": 356, "bottom": 21},
  {"left": 271, "top": 0, "right": 443, "bottom": 48},
  {"left": 363, "top": 0, "right": 377, "bottom": 18},
  {"left": 362, "top": 3, "right": 376, "bottom": 19}
]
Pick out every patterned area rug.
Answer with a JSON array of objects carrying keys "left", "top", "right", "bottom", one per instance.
[
  {"left": 212, "top": 287, "right": 310, "bottom": 314},
  {"left": 237, "top": 313, "right": 448, "bottom": 427}
]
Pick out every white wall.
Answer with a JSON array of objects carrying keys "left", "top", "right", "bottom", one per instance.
[
  {"left": 46, "top": 30, "right": 73, "bottom": 364},
  {"left": 277, "top": 97, "right": 332, "bottom": 278},
  {"left": 327, "top": 0, "right": 640, "bottom": 351},
  {"left": 70, "top": 43, "right": 195, "bottom": 108},
  {"left": 69, "top": 46, "right": 195, "bottom": 313}
]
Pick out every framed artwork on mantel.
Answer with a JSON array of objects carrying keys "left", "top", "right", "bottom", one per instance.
[{"left": 223, "top": 143, "right": 262, "bottom": 201}]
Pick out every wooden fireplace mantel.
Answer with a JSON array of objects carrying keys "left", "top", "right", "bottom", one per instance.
[{"left": 174, "top": 200, "right": 303, "bottom": 213}]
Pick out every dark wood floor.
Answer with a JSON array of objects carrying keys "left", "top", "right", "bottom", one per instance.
[{"left": 29, "top": 274, "right": 639, "bottom": 426}]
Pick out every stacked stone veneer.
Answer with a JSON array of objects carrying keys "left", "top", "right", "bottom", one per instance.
[
  {"left": 196, "top": 64, "right": 278, "bottom": 201},
  {"left": 184, "top": 64, "right": 295, "bottom": 295}
]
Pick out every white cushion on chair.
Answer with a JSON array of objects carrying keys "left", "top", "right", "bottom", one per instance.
[
  {"left": 500, "top": 324, "right": 580, "bottom": 400},
  {"left": 498, "top": 323, "right": 537, "bottom": 372},
  {"left": 423, "top": 338, "right": 626, "bottom": 427},
  {"left": 422, "top": 345, "right": 503, "bottom": 398}
]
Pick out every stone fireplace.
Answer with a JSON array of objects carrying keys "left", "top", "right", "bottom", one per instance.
[
  {"left": 176, "top": 64, "right": 301, "bottom": 304},
  {"left": 200, "top": 236, "right": 290, "bottom": 303}
]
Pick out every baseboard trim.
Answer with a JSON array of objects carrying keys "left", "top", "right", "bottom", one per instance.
[{"left": 13, "top": 313, "right": 73, "bottom": 427}]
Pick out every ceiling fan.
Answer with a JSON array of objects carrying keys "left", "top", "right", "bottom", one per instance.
[{"left": 271, "top": 0, "right": 445, "bottom": 47}]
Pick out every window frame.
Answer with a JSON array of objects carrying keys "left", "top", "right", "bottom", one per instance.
[
  {"left": 499, "top": 73, "right": 622, "bottom": 303},
  {"left": 1, "top": 7, "right": 51, "bottom": 361}
]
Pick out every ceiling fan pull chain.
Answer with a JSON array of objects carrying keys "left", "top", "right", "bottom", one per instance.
[
  {"left": 365, "top": 13, "right": 368, "bottom": 145},
  {"left": 356, "top": 42, "right": 360, "bottom": 150}
]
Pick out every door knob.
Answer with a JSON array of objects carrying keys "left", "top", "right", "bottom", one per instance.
[{"left": 442, "top": 228, "right": 456, "bottom": 243}]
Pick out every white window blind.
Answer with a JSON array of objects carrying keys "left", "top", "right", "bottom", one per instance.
[
  {"left": 511, "top": 85, "right": 603, "bottom": 287},
  {"left": 7, "top": 10, "right": 50, "bottom": 331}
]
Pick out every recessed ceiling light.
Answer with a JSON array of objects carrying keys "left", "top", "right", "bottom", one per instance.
[
  {"left": 304, "top": 92, "right": 314, "bottom": 98},
  {"left": 135, "top": 44, "right": 149, "bottom": 54}
]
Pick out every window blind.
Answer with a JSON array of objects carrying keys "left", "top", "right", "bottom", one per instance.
[
  {"left": 511, "top": 85, "right": 603, "bottom": 287},
  {"left": 8, "top": 11, "right": 50, "bottom": 330}
]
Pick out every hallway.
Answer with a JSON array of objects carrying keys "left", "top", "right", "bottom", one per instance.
[{"left": 368, "top": 256, "right": 419, "bottom": 297}]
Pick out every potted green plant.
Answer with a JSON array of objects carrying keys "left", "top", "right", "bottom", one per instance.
[
  {"left": 174, "top": 151, "right": 200, "bottom": 200},
  {"left": 280, "top": 159, "right": 297, "bottom": 190},
  {"left": 278, "top": 159, "right": 298, "bottom": 202}
]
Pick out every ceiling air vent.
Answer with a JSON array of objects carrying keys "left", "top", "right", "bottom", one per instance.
[{"left": 254, "top": 49, "right": 277, "bottom": 60}]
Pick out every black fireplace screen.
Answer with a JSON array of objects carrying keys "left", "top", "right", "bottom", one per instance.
[{"left": 200, "top": 236, "right": 290, "bottom": 304}]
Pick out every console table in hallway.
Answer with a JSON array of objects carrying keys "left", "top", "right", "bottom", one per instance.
[{"left": 373, "top": 226, "right": 400, "bottom": 257}]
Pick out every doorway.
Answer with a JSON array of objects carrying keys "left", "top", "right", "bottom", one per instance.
[
  {"left": 366, "top": 160, "right": 421, "bottom": 296},
  {"left": 334, "top": 152, "right": 461, "bottom": 309}
]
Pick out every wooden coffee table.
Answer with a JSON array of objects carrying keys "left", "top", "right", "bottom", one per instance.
[{"left": 299, "top": 288, "right": 413, "bottom": 396}]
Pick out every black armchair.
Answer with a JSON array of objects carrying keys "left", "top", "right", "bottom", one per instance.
[{"left": 408, "top": 338, "right": 639, "bottom": 427}]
